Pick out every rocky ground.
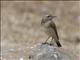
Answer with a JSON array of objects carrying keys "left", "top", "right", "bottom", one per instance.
[{"left": 1, "top": 1, "right": 80, "bottom": 60}]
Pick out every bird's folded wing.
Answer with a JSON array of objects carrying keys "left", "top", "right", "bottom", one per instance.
[{"left": 49, "top": 22, "right": 59, "bottom": 40}]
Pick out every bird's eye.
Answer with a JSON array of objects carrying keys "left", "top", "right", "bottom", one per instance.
[
  {"left": 47, "top": 16, "right": 52, "bottom": 20},
  {"left": 47, "top": 15, "right": 50, "bottom": 17}
]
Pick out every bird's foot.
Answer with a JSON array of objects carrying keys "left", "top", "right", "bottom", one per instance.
[
  {"left": 42, "top": 42, "right": 48, "bottom": 45},
  {"left": 49, "top": 43, "right": 54, "bottom": 46}
]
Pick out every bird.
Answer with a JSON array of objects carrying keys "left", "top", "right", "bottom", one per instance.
[{"left": 41, "top": 14, "right": 62, "bottom": 47}]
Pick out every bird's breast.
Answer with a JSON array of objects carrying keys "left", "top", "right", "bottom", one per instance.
[{"left": 44, "top": 21, "right": 51, "bottom": 28}]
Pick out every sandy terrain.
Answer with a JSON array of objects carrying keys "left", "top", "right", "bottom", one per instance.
[{"left": 1, "top": 1, "right": 80, "bottom": 60}]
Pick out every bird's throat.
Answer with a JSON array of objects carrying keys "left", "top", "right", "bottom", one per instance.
[{"left": 44, "top": 21, "right": 51, "bottom": 27}]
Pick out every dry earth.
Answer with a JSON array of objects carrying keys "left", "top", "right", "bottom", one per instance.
[{"left": 1, "top": 1, "right": 80, "bottom": 60}]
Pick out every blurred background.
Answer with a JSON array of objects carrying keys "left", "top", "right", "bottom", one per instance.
[{"left": 1, "top": 1, "right": 80, "bottom": 60}]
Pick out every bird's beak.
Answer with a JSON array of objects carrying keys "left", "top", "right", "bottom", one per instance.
[{"left": 52, "top": 16, "right": 56, "bottom": 19}]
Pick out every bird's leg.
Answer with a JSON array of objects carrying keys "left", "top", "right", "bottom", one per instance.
[
  {"left": 45, "top": 36, "right": 51, "bottom": 43},
  {"left": 42, "top": 36, "right": 50, "bottom": 45}
]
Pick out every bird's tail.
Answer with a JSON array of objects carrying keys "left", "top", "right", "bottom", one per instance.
[{"left": 55, "top": 40, "right": 62, "bottom": 47}]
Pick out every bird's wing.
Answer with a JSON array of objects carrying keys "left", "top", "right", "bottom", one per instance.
[{"left": 50, "top": 22, "right": 59, "bottom": 40}]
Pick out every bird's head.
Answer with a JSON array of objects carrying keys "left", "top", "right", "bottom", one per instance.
[{"left": 41, "top": 15, "right": 56, "bottom": 25}]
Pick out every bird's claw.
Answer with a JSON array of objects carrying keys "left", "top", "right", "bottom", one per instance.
[
  {"left": 42, "top": 42, "right": 47, "bottom": 45},
  {"left": 49, "top": 43, "right": 53, "bottom": 46}
]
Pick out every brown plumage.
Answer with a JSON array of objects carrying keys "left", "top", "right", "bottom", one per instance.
[{"left": 41, "top": 15, "right": 62, "bottom": 47}]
